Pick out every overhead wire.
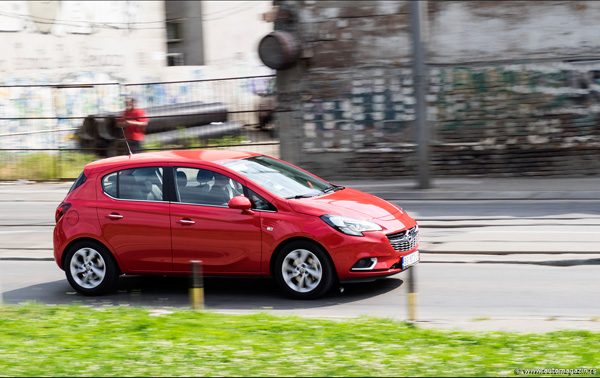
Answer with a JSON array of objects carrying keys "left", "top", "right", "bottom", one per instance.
[
  {"left": 0, "top": 10, "right": 166, "bottom": 30},
  {"left": 202, "top": 2, "right": 261, "bottom": 21},
  {"left": 0, "top": 1, "right": 266, "bottom": 31},
  {"left": 200, "top": 1, "right": 257, "bottom": 17}
]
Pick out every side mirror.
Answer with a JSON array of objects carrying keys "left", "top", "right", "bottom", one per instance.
[{"left": 228, "top": 196, "right": 253, "bottom": 213}]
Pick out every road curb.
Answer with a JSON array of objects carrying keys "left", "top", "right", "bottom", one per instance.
[
  {"left": 421, "top": 258, "right": 600, "bottom": 267},
  {"left": 3, "top": 254, "right": 600, "bottom": 267},
  {"left": 0, "top": 257, "right": 55, "bottom": 261},
  {"left": 371, "top": 191, "right": 600, "bottom": 201}
]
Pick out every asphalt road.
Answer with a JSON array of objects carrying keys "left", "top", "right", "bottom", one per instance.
[
  {"left": 2, "top": 198, "right": 600, "bottom": 256},
  {"left": 1, "top": 260, "right": 598, "bottom": 332},
  {"left": 1, "top": 180, "right": 599, "bottom": 331}
]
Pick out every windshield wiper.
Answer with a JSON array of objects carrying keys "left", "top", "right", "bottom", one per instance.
[
  {"left": 286, "top": 194, "right": 317, "bottom": 199},
  {"left": 322, "top": 185, "right": 345, "bottom": 194},
  {"left": 287, "top": 186, "right": 344, "bottom": 199}
]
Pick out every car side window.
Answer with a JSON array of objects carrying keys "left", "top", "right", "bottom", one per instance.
[
  {"left": 102, "top": 167, "right": 164, "bottom": 201},
  {"left": 175, "top": 167, "right": 243, "bottom": 206},
  {"left": 247, "top": 189, "right": 276, "bottom": 211},
  {"left": 68, "top": 171, "right": 87, "bottom": 194},
  {"left": 102, "top": 172, "right": 118, "bottom": 198}
]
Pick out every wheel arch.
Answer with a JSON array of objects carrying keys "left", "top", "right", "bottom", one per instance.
[
  {"left": 61, "top": 237, "right": 121, "bottom": 275},
  {"left": 269, "top": 236, "right": 338, "bottom": 280}
]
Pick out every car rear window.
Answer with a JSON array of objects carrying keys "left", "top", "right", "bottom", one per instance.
[
  {"left": 68, "top": 172, "right": 86, "bottom": 194},
  {"left": 102, "top": 167, "right": 164, "bottom": 201}
]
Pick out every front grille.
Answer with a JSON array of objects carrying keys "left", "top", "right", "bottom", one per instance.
[{"left": 386, "top": 225, "right": 419, "bottom": 252}]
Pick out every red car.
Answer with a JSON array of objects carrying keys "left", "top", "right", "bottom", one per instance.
[{"left": 54, "top": 150, "right": 419, "bottom": 299}]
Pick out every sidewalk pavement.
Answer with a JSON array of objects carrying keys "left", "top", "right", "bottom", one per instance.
[{"left": 335, "top": 176, "right": 600, "bottom": 201}]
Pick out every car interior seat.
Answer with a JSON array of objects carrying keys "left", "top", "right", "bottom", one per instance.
[
  {"left": 177, "top": 171, "right": 187, "bottom": 189},
  {"left": 130, "top": 168, "right": 162, "bottom": 201},
  {"left": 119, "top": 175, "right": 144, "bottom": 200},
  {"left": 144, "top": 181, "right": 162, "bottom": 201},
  {"left": 178, "top": 169, "right": 214, "bottom": 204},
  {"left": 196, "top": 169, "right": 213, "bottom": 192}
]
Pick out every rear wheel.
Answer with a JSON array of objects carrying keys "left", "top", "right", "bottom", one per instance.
[
  {"left": 65, "top": 241, "right": 119, "bottom": 296},
  {"left": 275, "top": 241, "right": 335, "bottom": 299}
]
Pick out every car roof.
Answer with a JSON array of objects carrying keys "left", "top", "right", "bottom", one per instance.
[{"left": 84, "top": 150, "right": 262, "bottom": 174}]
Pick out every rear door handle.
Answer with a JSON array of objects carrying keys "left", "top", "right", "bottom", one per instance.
[
  {"left": 177, "top": 219, "right": 195, "bottom": 225},
  {"left": 106, "top": 213, "right": 123, "bottom": 220}
]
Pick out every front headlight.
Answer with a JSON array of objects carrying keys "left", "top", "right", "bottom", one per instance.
[{"left": 320, "top": 214, "right": 382, "bottom": 236}]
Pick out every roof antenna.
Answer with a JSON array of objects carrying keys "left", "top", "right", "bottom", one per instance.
[{"left": 120, "top": 123, "right": 133, "bottom": 156}]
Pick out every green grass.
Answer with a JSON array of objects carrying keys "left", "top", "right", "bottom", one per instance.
[
  {"left": 0, "top": 303, "right": 598, "bottom": 377},
  {"left": 0, "top": 152, "right": 97, "bottom": 181},
  {"left": 0, "top": 135, "right": 249, "bottom": 181}
]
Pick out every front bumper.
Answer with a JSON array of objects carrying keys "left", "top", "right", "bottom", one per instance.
[
  {"left": 322, "top": 225, "right": 420, "bottom": 280},
  {"left": 339, "top": 263, "right": 417, "bottom": 284}
]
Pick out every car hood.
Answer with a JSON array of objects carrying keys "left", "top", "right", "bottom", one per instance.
[{"left": 287, "top": 187, "right": 403, "bottom": 221}]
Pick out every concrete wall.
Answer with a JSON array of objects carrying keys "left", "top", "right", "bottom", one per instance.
[
  {"left": 0, "top": 0, "right": 274, "bottom": 83},
  {"left": 161, "top": 1, "right": 274, "bottom": 81},
  {"left": 0, "top": 1, "right": 276, "bottom": 151},
  {"left": 0, "top": 1, "right": 167, "bottom": 151},
  {"left": 429, "top": 1, "right": 600, "bottom": 64},
  {"left": 202, "top": 1, "right": 274, "bottom": 78},
  {"left": 274, "top": 0, "right": 600, "bottom": 179},
  {"left": 0, "top": 1, "right": 167, "bottom": 84}
]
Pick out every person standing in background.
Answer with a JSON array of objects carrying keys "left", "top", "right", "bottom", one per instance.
[{"left": 117, "top": 98, "right": 149, "bottom": 153}]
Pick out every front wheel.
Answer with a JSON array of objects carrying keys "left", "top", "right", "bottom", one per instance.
[
  {"left": 275, "top": 241, "right": 335, "bottom": 299},
  {"left": 64, "top": 241, "right": 119, "bottom": 296}
]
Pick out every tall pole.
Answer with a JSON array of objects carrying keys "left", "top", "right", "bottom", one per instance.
[{"left": 410, "top": 0, "right": 430, "bottom": 189}]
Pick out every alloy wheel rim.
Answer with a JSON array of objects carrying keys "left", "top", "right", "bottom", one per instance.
[
  {"left": 70, "top": 247, "right": 106, "bottom": 289},
  {"left": 282, "top": 249, "right": 322, "bottom": 293}
]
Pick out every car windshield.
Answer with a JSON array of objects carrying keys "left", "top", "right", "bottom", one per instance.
[{"left": 222, "top": 156, "right": 341, "bottom": 199}]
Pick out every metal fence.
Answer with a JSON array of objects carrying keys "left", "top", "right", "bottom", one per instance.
[{"left": 0, "top": 75, "right": 278, "bottom": 181}]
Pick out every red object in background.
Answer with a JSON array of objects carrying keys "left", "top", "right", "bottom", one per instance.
[
  {"left": 118, "top": 108, "right": 149, "bottom": 141},
  {"left": 54, "top": 150, "right": 419, "bottom": 299}
]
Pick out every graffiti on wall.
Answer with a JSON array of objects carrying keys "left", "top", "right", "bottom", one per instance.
[
  {"left": 0, "top": 72, "right": 276, "bottom": 150},
  {"left": 430, "top": 63, "right": 600, "bottom": 149},
  {"left": 299, "top": 62, "right": 600, "bottom": 152},
  {"left": 0, "top": 71, "right": 122, "bottom": 150},
  {"left": 301, "top": 67, "right": 418, "bottom": 151}
]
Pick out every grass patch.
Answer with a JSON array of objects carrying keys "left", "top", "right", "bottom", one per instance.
[
  {"left": 0, "top": 303, "right": 598, "bottom": 376},
  {"left": 0, "top": 152, "right": 97, "bottom": 181}
]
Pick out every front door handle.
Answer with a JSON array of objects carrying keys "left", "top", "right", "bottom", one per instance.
[
  {"left": 177, "top": 219, "right": 195, "bottom": 225},
  {"left": 106, "top": 213, "right": 123, "bottom": 220}
]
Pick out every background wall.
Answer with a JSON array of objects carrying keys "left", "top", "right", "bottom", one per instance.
[
  {"left": 429, "top": 1, "right": 600, "bottom": 64},
  {"left": 0, "top": 1, "right": 275, "bottom": 151},
  {"left": 201, "top": 1, "right": 274, "bottom": 78},
  {"left": 0, "top": 1, "right": 167, "bottom": 84},
  {"left": 274, "top": 0, "right": 600, "bottom": 179}
]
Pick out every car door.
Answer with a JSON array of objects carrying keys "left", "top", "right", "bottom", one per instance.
[
  {"left": 96, "top": 165, "right": 172, "bottom": 273},
  {"left": 169, "top": 166, "right": 262, "bottom": 274}
]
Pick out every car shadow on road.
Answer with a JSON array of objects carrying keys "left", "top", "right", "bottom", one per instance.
[{"left": 2, "top": 275, "right": 404, "bottom": 310}]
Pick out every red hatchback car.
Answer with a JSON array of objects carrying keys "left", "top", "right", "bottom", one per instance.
[{"left": 54, "top": 150, "right": 419, "bottom": 299}]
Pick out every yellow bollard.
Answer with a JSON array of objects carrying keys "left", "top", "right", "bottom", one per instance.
[
  {"left": 407, "top": 266, "right": 417, "bottom": 321},
  {"left": 190, "top": 260, "right": 204, "bottom": 311}
]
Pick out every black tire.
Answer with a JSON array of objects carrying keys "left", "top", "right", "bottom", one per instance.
[
  {"left": 64, "top": 240, "right": 119, "bottom": 296},
  {"left": 274, "top": 241, "right": 335, "bottom": 299}
]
